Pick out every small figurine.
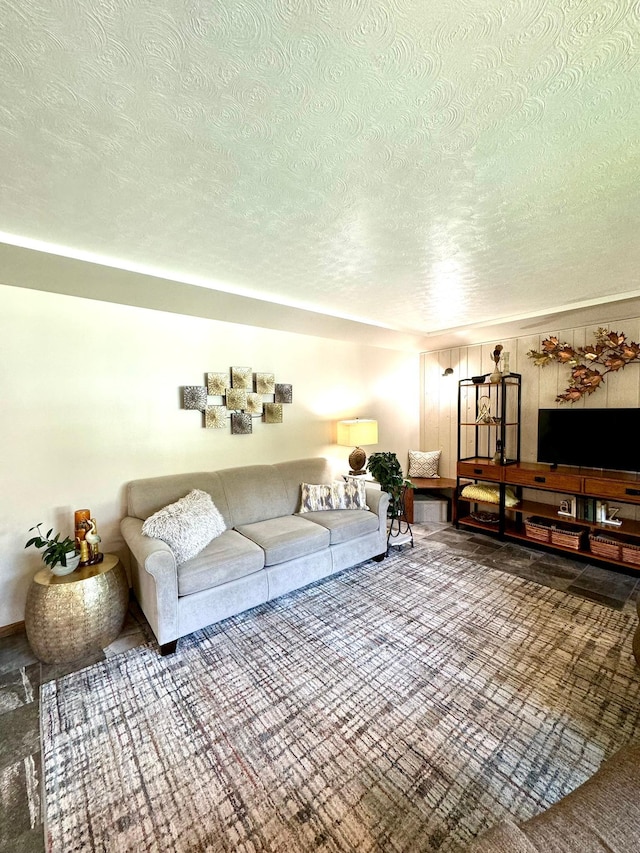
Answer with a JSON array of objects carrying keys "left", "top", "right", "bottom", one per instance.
[
  {"left": 490, "top": 344, "right": 503, "bottom": 382},
  {"left": 85, "top": 518, "right": 102, "bottom": 563},
  {"left": 476, "top": 395, "right": 494, "bottom": 424}
]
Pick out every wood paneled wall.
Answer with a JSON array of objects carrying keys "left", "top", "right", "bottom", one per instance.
[{"left": 421, "top": 318, "right": 640, "bottom": 480}]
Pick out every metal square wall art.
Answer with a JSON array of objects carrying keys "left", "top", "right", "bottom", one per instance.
[
  {"left": 182, "top": 367, "right": 293, "bottom": 433},
  {"left": 183, "top": 386, "right": 207, "bottom": 411},
  {"left": 264, "top": 403, "right": 283, "bottom": 424},
  {"left": 231, "top": 367, "right": 252, "bottom": 390},
  {"left": 231, "top": 413, "right": 252, "bottom": 434},
  {"left": 205, "top": 406, "right": 227, "bottom": 429},
  {"left": 226, "top": 388, "right": 247, "bottom": 410},
  {"left": 275, "top": 384, "right": 293, "bottom": 404},
  {"left": 245, "top": 393, "right": 263, "bottom": 415},
  {"left": 207, "top": 372, "right": 228, "bottom": 395},
  {"left": 255, "top": 373, "right": 275, "bottom": 394}
]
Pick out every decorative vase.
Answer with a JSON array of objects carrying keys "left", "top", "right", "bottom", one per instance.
[
  {"left": 490, "top": 343, "right": 503, "bottom": 382},
  {"left": 51, "top": 551, "right": 81, "bottom": 577}
]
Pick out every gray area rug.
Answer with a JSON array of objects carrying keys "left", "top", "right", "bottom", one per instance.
[{"left": 41, "top": 540, "right": 640, "bottom": 852}]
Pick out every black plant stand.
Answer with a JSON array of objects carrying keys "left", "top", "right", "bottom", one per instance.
[{"left": 387, "top": 485, "right": 414, "bottom": 553}]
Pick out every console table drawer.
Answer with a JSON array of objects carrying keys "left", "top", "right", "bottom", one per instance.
[
  {"left": 505, "top": 469, "right": 582, "bottom": 493},
  {"left": 457, "top": 462, "right": 503, "bottom": 482},
  {"left": 584, "top": 478, "right": 640, "bottom": 503}
]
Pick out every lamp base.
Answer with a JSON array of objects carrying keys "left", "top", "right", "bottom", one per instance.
[{"left": 348, "top": 446, "right": 366, "bottom": 476}]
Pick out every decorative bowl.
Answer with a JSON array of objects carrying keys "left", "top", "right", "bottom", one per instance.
[
  {"left": 471, "top": 375, "right": 486, "bottom": 384},
  {"left": 470, "top": 511, "right": 500, "bottom": 525},
  {"left": 51, "top": 552, "right": 81, "bottom": 576}
]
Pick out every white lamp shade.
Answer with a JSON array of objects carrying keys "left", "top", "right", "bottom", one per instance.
[{"left": 337, "top": 419, "right": 379, "bottom": 447}]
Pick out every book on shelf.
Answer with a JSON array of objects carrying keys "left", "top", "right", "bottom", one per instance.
[{"left": 578, "top": 497, "right": 596, "bottom": 522}]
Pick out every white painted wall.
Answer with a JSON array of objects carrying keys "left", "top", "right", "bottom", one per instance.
[
  {"left": 0, "top": 285, "right": 420, "bottom": 628},
  {"left": 421, "top": 319, "right": 640, "bottom": 478}
]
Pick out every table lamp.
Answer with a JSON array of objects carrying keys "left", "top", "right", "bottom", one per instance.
[{"left": 337, "top": 418, "right": 379, "bottom": 475}]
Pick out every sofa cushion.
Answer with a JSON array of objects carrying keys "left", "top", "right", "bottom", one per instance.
[
  {"left": 177, "top": 530, "right": 265, "bottom": 596},
  {"left": 299, "top": 509, "right": 379, "bottom": 545},
  {"left": 235, "top": 516, "right": 330, "bottom": 566},
  {"left": 127, "top": 472, "right": 229, "bottom": 522},
  {"left": 141, "top": 489, "right": 226, "bottom": 565},
  {"left": 217, "top": 465, "right": 291, "bottom": 526},
  {"left": 299, "top": 480, "right": 369, "bottom": 513},
  {"left": 275, "top": 458, "right": 335, "bottom": 510}
]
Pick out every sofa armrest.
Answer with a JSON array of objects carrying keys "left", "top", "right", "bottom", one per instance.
[
  {"left": 120, "top": 516, "right": 179, "bottom": 646},
  {"left": 366, "top": 487, "right": 390, "bottom": 523},
  {"left": 468, "top": 820, "right": 539, "bottom": 853},
  {"left": 470, "top": 743, "right": 640, "bottom": 853}
]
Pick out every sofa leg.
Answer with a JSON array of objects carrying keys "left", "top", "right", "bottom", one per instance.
[
  {"left": 160, "top": 640, "right": 178, "bottom": 656},
  {"left": 373, "top": 552, "right": 386, "bottom": 562}
]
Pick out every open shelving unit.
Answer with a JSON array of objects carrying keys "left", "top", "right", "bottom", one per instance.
[
  {"left": 454, "top": 373, "right": 521, "bottom": 537},
  {"left": 454, "top": 373, "right": 640, "bottom": 572},
  {"left": 458, "top": 373, "right": 521, "bottom": 466}
]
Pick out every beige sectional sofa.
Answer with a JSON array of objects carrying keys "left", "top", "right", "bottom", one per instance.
[
  {"left": 471, "top": 604, "right": 640, "bottom": 852},
  {"left": 469, "top": 741, "right": 640, "bottom": 852},
  {"left": 121, "top": 458, "right": 389, "bottom": 653}
]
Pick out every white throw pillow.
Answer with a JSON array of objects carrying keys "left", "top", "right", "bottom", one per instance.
[
  {"left": 408, "top": 450, "right": 441, "bottom": 478},
  {"left": 299, "top": 480, "right": 369, "bottom": 513},
  {"left": 141, "top": 489, "right": 226, "bottom": 564}
]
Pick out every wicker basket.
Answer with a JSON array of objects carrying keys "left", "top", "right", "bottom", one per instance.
[
  {"left": 524, "top": 517, "right": 552, "bottom": 543},
  {"left": 551, "top": 521, "right": 587, "bottom": 550},
  {"left": 621, "top": 540, "right": 640, "bottom": 566},
  {"left": 589, "top": 534, "right": 622, "bottom": 561}
]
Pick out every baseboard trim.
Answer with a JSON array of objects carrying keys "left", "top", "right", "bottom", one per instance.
[{"left": 0, "top": 620, "right": 25, "bottom": 638}]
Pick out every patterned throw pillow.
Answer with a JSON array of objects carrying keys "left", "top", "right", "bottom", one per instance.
[
  {"left": 142, "top": 489, "right": 226, "bottom": 564},
  {"left": 408, "top": 450, "right": 441, "bottom": 478},
  {"left": 299, "top": 481, "right": 369, "bottom": 513}
]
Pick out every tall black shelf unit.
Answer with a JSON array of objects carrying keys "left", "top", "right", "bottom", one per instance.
[
  {"left": 457, "top": 372, "right": 522, "bottom": 466},
  {"left": 455, "top": 372, "right": 521, "bottom": 537}
]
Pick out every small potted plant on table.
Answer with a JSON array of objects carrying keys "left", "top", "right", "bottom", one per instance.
[{"left": 25, "top": 523, "right": 80, "bottom": 576}]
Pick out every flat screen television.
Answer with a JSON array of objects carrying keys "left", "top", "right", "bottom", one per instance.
[{"left": 537, "top": 408, "right": 640, "bottom": 473}]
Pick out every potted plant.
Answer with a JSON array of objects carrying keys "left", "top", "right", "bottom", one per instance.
[
  {"left": 25, "top": 523, "right": 80, "bottom": 576},
  {"left": 366, "top": 452, "right": 413, "bottom": 519}
]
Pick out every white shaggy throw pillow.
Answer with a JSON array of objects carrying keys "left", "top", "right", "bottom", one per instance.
[
  {"left": 408, "top": 450, "right": 441, "bottom": 478},
  {"left": 141, "top": 489, "right": 226, "bottom": 565}
]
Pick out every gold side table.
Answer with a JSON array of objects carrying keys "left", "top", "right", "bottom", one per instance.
[{"left": 25, "top": 553, "right": 129, "bottom": 664}]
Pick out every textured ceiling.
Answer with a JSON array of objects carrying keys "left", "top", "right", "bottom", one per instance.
[{"left": 1, "top": 0, "right": 640, "bottom": 341}]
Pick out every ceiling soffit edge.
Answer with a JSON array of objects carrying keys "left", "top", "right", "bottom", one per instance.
[
  {"left": 0, "top": 242, "right": 428, "bottom": 352},
  {"left": 421, "top": 296, "right": 640, "bottom": 354}
]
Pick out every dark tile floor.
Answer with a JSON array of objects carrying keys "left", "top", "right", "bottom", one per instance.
[
  {"left": 1, "top": 524, "right": 639, "bottom": 853},
  {"left": 0, "top": 601, "right": 153, "bottom": 853}
]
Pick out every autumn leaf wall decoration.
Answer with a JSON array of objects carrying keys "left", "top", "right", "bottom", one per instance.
[{"left": 527, "top": 327, "right": 640, "bottom": 403}]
